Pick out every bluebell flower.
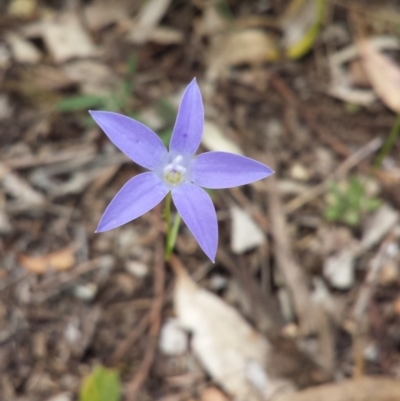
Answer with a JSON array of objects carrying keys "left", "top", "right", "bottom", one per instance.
[{"left": 90, "top": 79, "right": 273, "bottom": 262}]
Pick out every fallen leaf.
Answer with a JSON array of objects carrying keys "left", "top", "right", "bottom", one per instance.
[
  {"left": 62, "top": 60, "right": 120, "bottom": 95},
  {"left": 280, "top": 0, "right": 325, "bottom": 59},
  {"left": 202, "top": 121, "right": 243, "bottom": 155},
  {"left": 141, "top": 26, "right": 184, "bottom": 45},
  {"left": 42, "top": 13, "right": 100, "bottom": 63},
  {"left": 172, "top": 259, "right": 293, "bottom": 401},
  {"left": 7, "top": 0, "right": 36, "bottom": 18},
  {"left": 327, "top": 36, "right": 400, "bottom": 106},
  {"left": 361, "top": 204, "right": 399, "bottom": 250},
  {"left": 206, "top": 29, "right": 279, "bottom": 94},
  {"left": 0, "top": 163, "right": 45, "bottom": 207},
  {"left": 195, "top": 5, "right": 228, "bottom": 38},
  {"left": 18, "top": 248, "right": 76, "bottom": 274},
  {"left": 5, "top": 32, "right": 42, "bottom": 64},
  {"left": 230, "top": 206, "right": 265, "bottom": 254},
  {"left": 128, "top": 0, "right": 173, "bottom": 44},
  {"left": 84, "top": 1, "right": 130, "bottom": 31},
  {"left": 79, "top": 365, "right": 120, "bottom": 401},
  {"left": 210, "top": 28, "right": 279, "bottom": 69},
  {"left": 360, "top": 39, "right": 400, "bottom": 113},
  {"left": 274, "top": 376, "right": 400, "bottom": 401}
]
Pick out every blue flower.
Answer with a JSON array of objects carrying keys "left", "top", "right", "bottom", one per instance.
[{"left": 90, "top": 79, "right": 274, "bottom": 262}]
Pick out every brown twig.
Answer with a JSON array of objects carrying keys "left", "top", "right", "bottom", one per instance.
[
  {"left": 284, "top": 136, "right": 383, "bottom": 214},
  {"left": 126, "top": 207, "right": 165, "bottom": 401},
  {"left": 269, "top": 72, "right": 371, "bottom": 166},
  {"left": 350, "top": 234, "right": 395, "bottom": 377},
  {"left": 109, "top": 313, "right": 150, "bottom": 365},
  {"left": 266, "top": 153, "right": 315, "bottom": 334},
  {"left": 217, "top": 249, "right": 284, "bottom": 336}
]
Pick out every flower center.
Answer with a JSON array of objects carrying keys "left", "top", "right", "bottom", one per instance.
[{"left": 163, "top": 155, "right": 187, "bottom": 186}]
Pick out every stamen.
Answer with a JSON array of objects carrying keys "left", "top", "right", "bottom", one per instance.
[
  {"left": 163, "top": 154, "right": 187, "bottom": 185},
  {"left": 173, "top": 155, "right": 183, "bottom": 164}
]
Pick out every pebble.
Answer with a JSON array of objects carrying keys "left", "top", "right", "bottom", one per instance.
[
  {"left": 73, "top": 283, "right": 97, "bottom": 301},
  {"left": 159, "top": 319, "right": 188, "bottom": 356},
  {"left": 125, "top": 260, "right": 149, "bottom": 278},
  {"left": 46, "top": 393, "right": 73, "bottom": 401},
  {"left": 323, "top": 249, "right": 356, "bottom": 290},
  {"left": 379, "top": 263, "right": 399, "bottom": 286},
  {"left": 290, "top": 163, "right": 310, "bottom": 181}
]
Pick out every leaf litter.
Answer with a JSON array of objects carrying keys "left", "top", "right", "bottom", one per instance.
[{"left": 3, "top": 1, "right": 400, "bottom": 401}]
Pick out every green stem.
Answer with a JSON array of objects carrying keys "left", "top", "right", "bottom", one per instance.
[
  {"left": 165, "top": 213, "right": 181, "bottom": 261},
  {"left": 374, "top": 114, "right": 400, "bottom": 169},
  {"left": 164, "top": 191, "right": 172, "bottom": 240},
  {"left": 163, "top": 193, "right": 181, "bottom": 261}
]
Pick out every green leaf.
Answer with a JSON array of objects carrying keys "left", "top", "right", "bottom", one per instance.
[
  {"left": 343, "top": 209, "right": 360, "bottom": 227},
  {"left": 79, "top": 365, "right": 121, "bottom": 401},
  {"left": 324, "top": 205, "right": 342, "bottom": 222},
  {"left": 364, "top": 197, "right": 381, "bottom": 212},
  {"left": 283, "top": 0, "right": 326, "bottom": 59},
  {"left": 56, "top": 95, "right": 106, "bottom": 112},
  {"left": 324, "top": 175, "right": 382, "bottom": 227}
]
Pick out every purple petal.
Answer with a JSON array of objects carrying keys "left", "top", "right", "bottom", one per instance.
[
  {"left": 192, "top": 152, "right": 274, "bottom": 189},
  {"left": 169, "top": 79, "right": 204, "bottom": 157},
  {"left": 96, "top": 172, "right": 168, "bottom": 232},
  {"left": 90, "top": 111, "right": 168, "bottom": 171},
  {"left": 172, "top": 183, "right": 217, "bottom": 262}
]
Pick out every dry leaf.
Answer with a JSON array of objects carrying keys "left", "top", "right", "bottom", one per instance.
[
  {"left": 327, "top": 36, "right": 400, "bottom": 106},
  {"left": 8, "top": 0, "right": 36, "bottom": 18},
  {"left": 274, "top": 376, "right": 400, "bottom": 401},
  {"left": 202, "top": 121, "right": 243, "bottom": 155},
  {"left": 195, "top": 5, "right": 228, "bottom": 38},
  {"left": 280, "top": 0, "right": 325, "bottom": 59},
  {"left": 206, "top": 29, "right": 279, "bottom": 94},
  {"left": 128, "top": 0, "right": 173, "bottom": 44},
  {"left": 143, "top": 26, "right": 184, "bottom": 45},
  {"left": 209, "top": 29, "right": 279, "bottom": 69},
  {"left": 42, "top": 13, "right": 100, "bottom": 63},
  {"left": 230, "top": 206, "right": 265, "bottom": 254},
  {"left": 0, "top": 163, "right": 45, "bottom": 207},
  {"left": 360, "top": 39, "right": 400, "bottom": 113},
  {"left": 62, "top": 60, "right": 120, "bottom": 95},
  {"left": 172, "top": 260, "right": 293, "bottom": 401},
  {"left": 84, "top": 1, "right": 130, "bottom": 31},
  {"left": 5, "top": 32, "right": 42, "bottom": 64},
  {"left": 19, "top": 248, "right": 76, "bottom": 274},
  {"left": 361, "top": 204, "right": 399, "bottom": 250}
]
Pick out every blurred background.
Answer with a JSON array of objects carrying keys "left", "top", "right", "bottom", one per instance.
[{"left": 2, "top": 0, "right": 400, "bottom": 400}]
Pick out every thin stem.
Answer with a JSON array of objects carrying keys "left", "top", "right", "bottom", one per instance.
[
  {"left": 163, "top": 192, "right": 181, "bottom": 260},
  {"left": 374, "top": 114, "right": 400, "bottom": 169},
  {"left": 163, "top": 192, "right": 171, "bottom": 260},
  {"left": 165, "top": 213, "right": 181, "bottom": 261}
]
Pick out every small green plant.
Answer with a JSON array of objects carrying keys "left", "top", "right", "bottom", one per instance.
[
  {"left": 56, "top": 53, "right": 138, "bottom": 126},
  {"left": 324, "top": 176, "right": 381, "bottom": 227},
  {"left": 55, "top": 53, "right": 177, "bottom": 145},
  {"left": 79, "top": 365, "right": 120, "bottom": 401}
]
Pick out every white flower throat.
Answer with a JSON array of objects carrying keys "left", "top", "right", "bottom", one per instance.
[{"left": 163, "top": 155, "right": 187, "bottom": 185}]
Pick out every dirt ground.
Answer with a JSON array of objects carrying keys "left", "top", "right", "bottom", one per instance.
[{"left": 2, "top": 1, "right": 400, "bottom": 401}]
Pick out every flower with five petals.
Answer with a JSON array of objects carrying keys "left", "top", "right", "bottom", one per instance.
[{"left": 90, "top": 79, "right": 273, "bottom": 262}]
